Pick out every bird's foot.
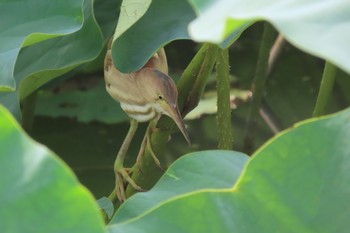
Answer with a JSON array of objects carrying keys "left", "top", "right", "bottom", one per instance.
[{"left": 114, "top": 164, "right": 144, "bottom": 202}]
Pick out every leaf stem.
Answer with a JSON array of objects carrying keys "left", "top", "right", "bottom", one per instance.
[
  {"left": 312, "top": 61, "right": 337, "bottom": 117},
  {"left": 267, "top": 34, "right": 285, "bottom": 75},
  {"left": 179, "top": 43, "right": 219, "bottom": 115},
  {"left": 216, "top": 48, "right": 233, "bottom": 150},
  {"left": 243, "top": 23, "right": 276, "bottom": 154},
  {"left": 177, "top": 43, "right": 208, "bottom": 110}
]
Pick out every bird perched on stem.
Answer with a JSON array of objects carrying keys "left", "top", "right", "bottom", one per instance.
[{"left": 104, "top": 40, "right": 190, "bottom": 202}]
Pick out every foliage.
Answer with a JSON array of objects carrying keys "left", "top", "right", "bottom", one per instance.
[
  {"left": 1, "top": 0, "right": 350, "bottom": 232},
  {"left": 108, "top": 108, "right": 350, "bottom": 232},
  {"left": 0, "top": 105, "right": 105, "bottom": 233}
]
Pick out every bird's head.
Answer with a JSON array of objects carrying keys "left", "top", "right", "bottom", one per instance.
[{"left": 137, "top": 68, "right": 190, "bottom": 143}]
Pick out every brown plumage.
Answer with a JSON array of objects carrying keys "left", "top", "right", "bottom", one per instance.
[
  {"left": 104, "top": 45, "right": 189, "bottom": 141},
  {"left": 104, "top": 40, "right": 189, "bottom": 202}
]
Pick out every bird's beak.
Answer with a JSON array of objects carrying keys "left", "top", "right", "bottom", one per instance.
[{"left": 166, "top": 103, "right": 191, "bottom": 144}]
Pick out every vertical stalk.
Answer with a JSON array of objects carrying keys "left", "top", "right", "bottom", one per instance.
[
  {"left": 267, "top": 34, "right": 285, "bottom": 75},
  {"left": 180, "top": 44, "right": 219, "bottom": 115},
  {"left": 216, "top": 48, "right": 233, "bottom": 150},
  {"left": 243, "top": 23, "right": 276, "bottom": 153},
  {"left": 313, "top": 61, "right": 337, "bottom": 117},
  {"left": 177, "top": 43, "right": 209, "bottom": 109}
]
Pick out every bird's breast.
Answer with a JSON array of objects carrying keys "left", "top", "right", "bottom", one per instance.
[{"left": 120, "top": 102, "right": 158, "bottom": 122}]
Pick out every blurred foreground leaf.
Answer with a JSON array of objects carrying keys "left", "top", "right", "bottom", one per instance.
[
  {"left": 0, "top": 105, "right": 106, "bottom": 233},
  {"left": 188, "top": 0, "right": 350, "bottom": 74}
]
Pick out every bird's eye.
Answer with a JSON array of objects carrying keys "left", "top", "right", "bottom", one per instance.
[{"left": 158, "top": 95, "right": 163, "bottom": 100}]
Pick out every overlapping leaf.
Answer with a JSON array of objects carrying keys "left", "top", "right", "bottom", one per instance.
[
  {"left": 110, "top": 0, "right": 248, "bottom": 73},
  {"left": 188, "top": 0, "right": 350, "bottom": 74},
  {"left": 108, "top": 108, "right": 350, "bottom": 232},
  {"left": 0, "top": 0, "right": 84, "bottom": 91},
  {"left": 111, "top": 0, "right": 196, "bottom": 72},
  {"left": 109, "top": 150, "right": 249, "bottom": 224},
  {"left": 0, "top": 0, "right": 121, "bottom": 119}
]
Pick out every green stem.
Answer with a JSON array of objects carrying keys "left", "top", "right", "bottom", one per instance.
[
  {"left": 21, "top": 91, "right": 38, "bottom": 133},
  {"left": 312, "top": 61, "right": 337, "bottom": 117},
  {"left": 178, "top": 43, "right": 219, "bottom": 115},
  {"left": 177, "top": 43, "right": 208, "bottom": 110},
  {"left": 243, "top": 23, "right": 276, "bottom": 154},
  {"left": 187, "top": 44, "right": 219, "bottom": 112},
  {"left": 108, "top": 191, "right": 116, "bottom": 204},
  {"left": 216, "top": 48, "right": 233, "bottom": 150},
  {"left": 267, "top": 34, "right": 285, "bottom": 75}
]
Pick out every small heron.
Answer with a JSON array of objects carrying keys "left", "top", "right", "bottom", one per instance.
[{"left": 104, "top": 40, "right": 189, "bottom": 201}]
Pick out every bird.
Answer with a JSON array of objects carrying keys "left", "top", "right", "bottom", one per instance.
[{"left": 104, "top": 39, "right": 190, "bottom": 201}]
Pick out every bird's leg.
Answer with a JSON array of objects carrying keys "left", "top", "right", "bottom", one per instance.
[
  {"left": 146, "top": 126, "right": 162, "bottom": 169},
  {"left": 114, "top": 119, "right": 143, "bottom": 202},
  {"left": 135, "top": 120, "right": 163, "bottom": 170},
  {"left": 134, "top": 131, "right": 148, "bottom": 171}
]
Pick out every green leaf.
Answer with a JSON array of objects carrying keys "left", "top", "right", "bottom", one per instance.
[
  {"left": 0, "top": 0, "right": 84, "bottom": 91},
  {"left": 0, "top": 0, "right": 105, "bottom": 119},
  {"left": 0, "top": 92, "right": 21, "bottom": 120},
  {"left": 188, "top": 0, "right": 350, "bottom": 74},
  {"left": 109, "top": 108, "right": 350, "bottom": 232},
  {"left": 113, "top": 0, "right": 152, "bottom": 40},
  {"left": 94, "top": 0, "right": 122, "bottom": 40},
  {"left": 0, "top": 105, "right": 106, "bottom": 233},
  {"left": 111, "top": 0, "right": 249, "bottom": 73},
  {"left": 17, "top": 0, "right": 104, "bottom": 99},
  {"left": 35, "top": 81, "right": 128, "bottom": 124},
  {"left": 112, "top": 0, "right": 196, "bottom": 72},
  {"left": 97, "top": 197, "right": 114, "bottom": 219},
  {"left": 110, "top": 150, "right": 249, "bottom": 224}
]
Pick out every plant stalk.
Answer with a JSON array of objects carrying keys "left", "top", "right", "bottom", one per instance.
[
  {"left": 216, "top": 48, "right": 233, "bottom": 150},
  {"left": 267, "top": 34, "right": 285, "bottom": 75},
  {"left": 180, "top": 44, "right": 219, "bottom": 115},
  {"left": 243, "top": 22, "right": 276, "bottom": 154},
  {"left": 177, "top": 43, "right": 208, "bottom": 110},
  {"left": 312, "top": 61, "right": 337, "bottom": 117}
]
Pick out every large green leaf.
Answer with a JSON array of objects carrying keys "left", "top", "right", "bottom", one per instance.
[
  {"left": 0, "top": 105, "right": 106, "bottom": 233},
  {"left": 94, "top": 0, "right": 122, "bottom": 41},
  {"left": 110, "top": 0, "right": 251, "bottom": 73},
  {"left": 112, "top": 0, "right": 196, "bottom": 72},
  {"left": 188, "top": 0, "right": 350, "bottom": 74},
  {"left": 108, "top": 108, "right": 350, "bottom": 232},
  {"left": 0, "top": 0, "right": 84, "bottom": 91},
  {"left": 0, "top": 0, "right": 107, "bottom": 119},
  {"left": 113, "top": 0, "right": 152, "bottom": 40},
  {"left": 110, "top": 150, "right": 249, "bottom": 224}
]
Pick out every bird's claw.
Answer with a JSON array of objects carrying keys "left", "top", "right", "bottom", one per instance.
[{"left": 114, "top": 167, "right": 144, "bottom": 202}]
